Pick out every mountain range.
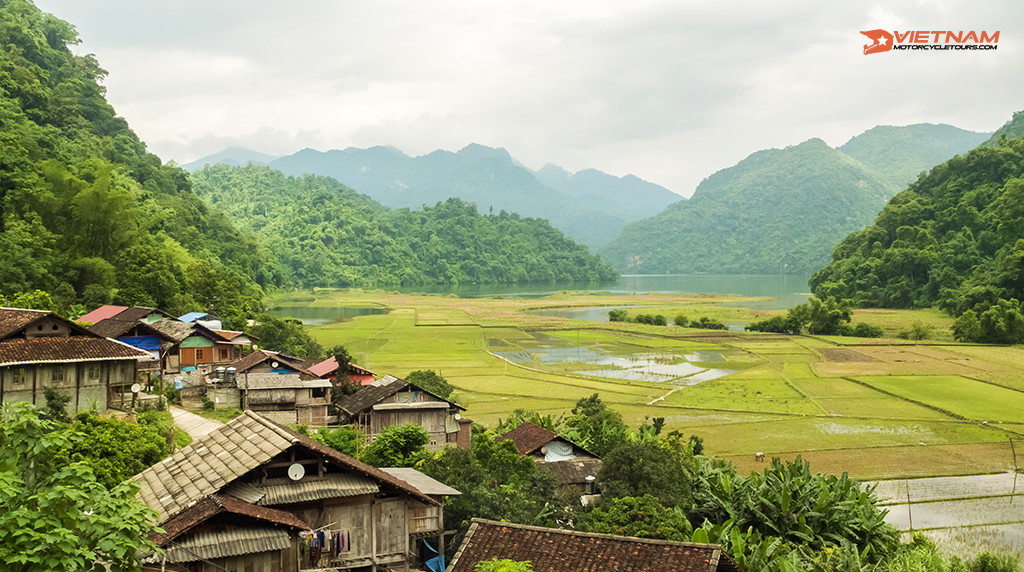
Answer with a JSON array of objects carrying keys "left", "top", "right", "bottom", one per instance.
[{"left": 184, "top": 145, "right": 680, "bottom": 250}]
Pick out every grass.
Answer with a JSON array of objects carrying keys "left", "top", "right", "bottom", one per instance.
[
  {"left": 197, "top": 407, "right": 244, "bottom": 423},
  {"left": 271, "top": 288, "right": 1024, "bottom": 479}
]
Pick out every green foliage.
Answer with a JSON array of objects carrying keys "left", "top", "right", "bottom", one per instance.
[
  {"left": 56, "top": 411, "right": 170, "bottom": 489},
  {"left": 42, "top": 387, "right": 70, "bottom": 422},
  {"left": 0, "top": 402, "right": 158, "bottom": 570},
  {"left": 494, "top": 409, "right": 563, "bottom": 434},
  {"left": 191, "top": 165, "right": 619, "bottom": 287},
  {"left": 405, "top": 370, "right": 454, "bottom": 400},
  {"left": 608, "top": 309, "right": 628, "bottom": 322},
  {"left": 690, "top": 316, "right": 728, "bottom": 330},
  {"left": 580, "top": 494, "right": 692, "bottom": 541},
  {"left": 200, "top": 396, "right": 215, "bottom": 411},
  {"left": 748, "top": 297, "right": 853, "bottom": 336},
  {"left": 896, "top": 321, "right": 932, "bottom": 340},
  {"left": 562, "top": 394, "right": 629, "bottom": 457},
  {"left": 599, "top": 440, "right": 691, "bottom": 507},
  {"left": 300, "top": 425, "right": 363, "bottom": 458},
  {"left": 673, "top": 313, "right": 689, "bottom": 326},
  {"left": 247, "top": 314, "right": 324, "bottom": 358},
  {"left": 475, "top": 559, "right": 534, "bottom": 572},
  {"left": 360, "top": 423, "right": 429, "bottom": 467},
  {"left": 968, "top": 552, "right": 1023, "bottom": 572}
]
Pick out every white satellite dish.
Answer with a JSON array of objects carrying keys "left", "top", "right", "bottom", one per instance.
[
  {"left": 130, "top": 383, "right": 141, "bottom": 393},
  {"left": 271, "top": 361, "right": 280, "bottom": 368},
  {"left": 287, "top": 463, "right": 305, "bottom": 481}
]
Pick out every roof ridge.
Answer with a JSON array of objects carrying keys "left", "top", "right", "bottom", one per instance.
[
  {"left": 242, "top": 410, "right": 299, "bottom": 443},
  {"left": 467, "top": 518, "right": 726, "bottom": 549}
]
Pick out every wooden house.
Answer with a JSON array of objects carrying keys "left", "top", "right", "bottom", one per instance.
[
  {"left": 135, "top": 410, "right": 458, "bottom": 572},
  {"left": 335, "top": 375, "right": 470, "bottom": 451},
  {"left": 448, "top": 519, "right": 740, "bottom": 572},
  {"left": 79, "top": 305, "right": 175, "bottom": 373},
  {"left": 0, "top": 308, "right": 152, "bottom": 414},
  {"left": 230, "top": 350, "right": 332, "bottom": 426},
  {"left": 501, "top": 421, "right": 603, "bottom": 494},
  {"left": 148, "top": 319, "right": 247, "bottom": 374}
]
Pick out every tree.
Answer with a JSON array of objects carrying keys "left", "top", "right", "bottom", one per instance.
[
  {"left": 56, "top": 411, "right": 170, "bottom": 489},
  {"left": 0, "top": 402, "right": 158, "bottom": 570},
  {"left": 562, "top": 394, "right": 628, "bottom": 457},
  {"left": 580, "top": 494, "right": 692, "bottom": 541},
  {"left": 599, "top": 440, "right": 691, "bottom": 507},
  {"left": 300, "top": 424, "right": 363, "bottom": 458},
  {"left": 405, "top": 370, "right": 455, "bottom": 399},
  {"left": 360, "top": 423, "right": 429, "bottom": 467},
  {"left": 608, "top": 309, "right": 628, "bottom": 322}
]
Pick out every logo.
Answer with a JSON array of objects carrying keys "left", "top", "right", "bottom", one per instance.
[
  {"left": 860, "top": 29, "right": 999, "bottom": 54},
  {"left": 861, "top": 29, "right": 894, "bottom": 54}
]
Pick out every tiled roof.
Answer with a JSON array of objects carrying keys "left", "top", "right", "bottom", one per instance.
[
  {"left": 0, "top": 336, "right": 152, "bottom": 366},
  {"left": 152, "top": 494, "right": 310, "bottom": 547},
  {"left": 0, "top": 308, "right": 50, "bottom": 339},
  {"left": 149, "top": 319, "right": 195, "bottom": 342},
  {"left": 335, "top": 375, "right": 407, "bottom": 416},
  {"left": 134, "top": 410, "right": 437, "bottom": 524},
  {"left": 448, "top": 519, "right": 741, "bottom": 572},
  {"left": 500, "top": 422, "right": 560, "bottom": 455},
  {"left": 231, "top": 350, "right": 318, "bottom": 377},
  {"left": 88, "top": 318, "right": 174, "bottom": 341},
  {"left": 539, "top": 457, "right": 604, "bottom": 486},
  {"left": 381, "top": 467, "right": 461, "bottom": 497},
  {"left": 76, "top": 305, "right": 129, "bottom": 324}
]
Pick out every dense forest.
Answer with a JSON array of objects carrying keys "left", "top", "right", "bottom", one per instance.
[
  {"left": 811, "top": 120, "right": 1024, "bottom": 343},
  {"left": 0, "top": 0, "right": 279, "bottom": 323},
  {"left": 190, "top": 164, "right": 619, "bottom": 287},
  {"left": 601, "top": 126, "right": 988, "bottom": 275}
]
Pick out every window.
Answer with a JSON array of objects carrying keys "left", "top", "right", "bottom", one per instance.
[
  {"left": 51, "top": 367, "right": 65, "bottom": 384},
  {"left": 86, "top": 365, "right": 101, "bottom": 381},
  {"left": 219, "top": 348, "right": 228, "bottom": 360},
  {"left": 196, "top": 348, "right": 205, "bottom": 361},
  {"left": 11, "top": 368, "right": 26, "bottom": 385}
]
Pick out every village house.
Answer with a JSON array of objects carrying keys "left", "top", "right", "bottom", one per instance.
[
  {"left": 135, "top": 410, "right": 458, "bottom": 572},
  {"left": 448, "top": 519, "right": 741, "bottom": 572},
  {"left": 500, "top": 421, "right": 603, "bottom": 495},
  {"left": 78, "top": 305, "right": 175, "bottom": 373},
  {"left": 0, "top": 308, "right": 152, "bottom": 414},
  {"left": 226, "top": 349, "right": 333, "bottom": 426},
  {"left": 335, "top": 375, "right": 471, "bottom": 451}
]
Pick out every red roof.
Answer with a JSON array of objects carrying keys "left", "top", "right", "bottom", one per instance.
[
  {"left": 308, "top": 356, "right": 375, "bottom": 379},
  {"left": 77, "top": 305, "right": 129, "bottom": 324}
]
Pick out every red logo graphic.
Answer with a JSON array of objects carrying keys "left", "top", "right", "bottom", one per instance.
[{"left": 861, "top": 29, "right": 894, "bottom": 54}]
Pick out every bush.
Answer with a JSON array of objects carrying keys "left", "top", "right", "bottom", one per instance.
[{"left": 201, "top": 397, "right": 215, "bottom": 411}]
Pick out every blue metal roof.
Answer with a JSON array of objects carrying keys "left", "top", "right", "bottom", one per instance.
[{"left": 178, "top": 312, "right": 210, "bottom": 323}]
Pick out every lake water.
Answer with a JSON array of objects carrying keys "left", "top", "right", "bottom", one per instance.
[
  {"left": 267, "top": 305, "right": 387, "bottom": 326},
  {"left": 396, "top": 274, "right": 812, "bottom": 309}
]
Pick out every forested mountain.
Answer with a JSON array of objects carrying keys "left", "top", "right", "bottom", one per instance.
[
  {"left": 811, "top": 128, "right": 1024, "bottom": 321},
  {"left": 601, "top": 124, "right": 990, "bottom": 275},
  {"left": 838, "top": 124, "right": 989, "bottom": 188},
  {"left": 189, "top": 144, "right": 678, "bottom": 250},
  {"left": 190, "top": 165, "right": 619, "bottom": 287},
  {"left": 0, "top": 0, "right": 279, "bottom": 322}
]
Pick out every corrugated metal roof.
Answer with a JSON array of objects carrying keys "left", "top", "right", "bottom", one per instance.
[
  {"left": 76, "top": 305, "right": 129, "bottom": 324},
  {"left": 381, "top": 468, "right": 461, "bottom": 496},
  {"left": 258, "top": 472, "right": 379, "bottom": 505},
  {"left": 222, "top": 481, "right": 266, "bottom": 504},
  {"left": 372, "top": 401, "right": 451, "bottom": 410},
  {"left": 164, "top": 527, "right": 291, "bottom": 562}
]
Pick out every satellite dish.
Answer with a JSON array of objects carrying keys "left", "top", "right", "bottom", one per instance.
[
  {"left": 271, "top": 361, "right": 280, "bottom": 368},
  {"left": 287, "top": 463, "right": 305, "bottom": 481},
  {"left": 130, "top": 383, "right": 141, "bottom": 393}
]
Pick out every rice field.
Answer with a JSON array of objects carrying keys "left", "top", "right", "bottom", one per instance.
[{"left": 278, "top": 289, "right": 1024, "bottom": 480}]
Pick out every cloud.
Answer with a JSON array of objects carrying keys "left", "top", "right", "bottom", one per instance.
[{"left": 36, "top": 0, "right": 1024, "bottom": 195}]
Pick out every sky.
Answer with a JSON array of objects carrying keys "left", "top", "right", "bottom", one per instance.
[{"left": 33, "top": 0, "right": 1023, "bottom": 197}]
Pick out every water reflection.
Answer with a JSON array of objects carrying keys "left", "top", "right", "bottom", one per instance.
[{"left": 267, "top": 305, "right": 386, "bottom": 326}]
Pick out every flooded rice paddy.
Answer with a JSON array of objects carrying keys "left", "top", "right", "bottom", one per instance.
[{"left": 491, "top": 333, "right": 738, "bottom": 384}]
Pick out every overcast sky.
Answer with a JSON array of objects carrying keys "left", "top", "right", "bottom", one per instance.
[{"left": 33, "top": 0, "right": 1022, "bottom": 196}]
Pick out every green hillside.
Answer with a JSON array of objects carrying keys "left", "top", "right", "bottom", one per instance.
[
  {"left": 190, "top": 165, "right": 619, "bottom": 287},
  {"left": 811, "top": 127, "right": 1024, "bottom": 321},
  {"left": 601, "top": 124, "right": 990, "bottom": 275},
  {"left": 0, "top": 0, "right": 277, "bottom": 321}
]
